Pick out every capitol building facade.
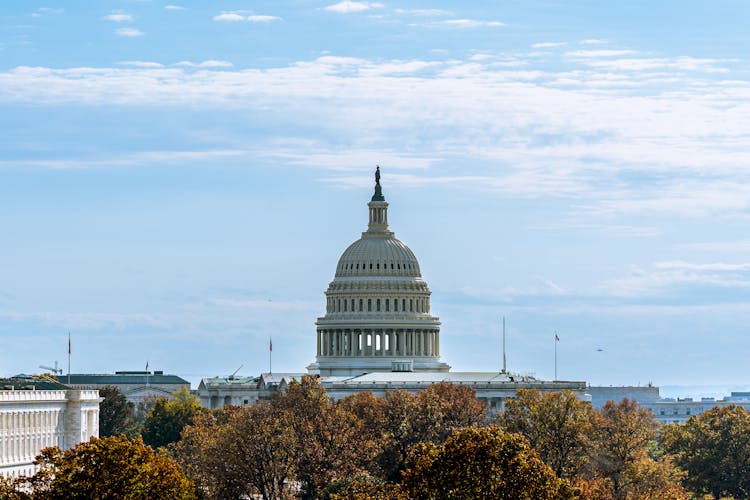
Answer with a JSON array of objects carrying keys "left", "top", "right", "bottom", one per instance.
[
  {"left": 309, "top": 167, "right": 448, "bottom": 376},
  {"left": 198, "top": 169, "right": 586, "bottom": 413}
]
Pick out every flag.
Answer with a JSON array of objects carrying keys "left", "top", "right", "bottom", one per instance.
[
  {"left": 145, "top": 360, "right": 149, "bottom": 371},
  {"left": 68, "top": 332, "right": 71, "bottom": 354},
  {"left": 270, "top": 337, "right": 273, "bottom": 352},
  {"left": 555, "top": 333, "right": 560, "bottom": 342}
]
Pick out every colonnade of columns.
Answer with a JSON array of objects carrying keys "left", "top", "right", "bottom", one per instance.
[
  {"left": 317, "top": 328, "right": 439, "bottom": 357},
  {"left": 0, "top": 409, "right": 64, "bottom": 467}
]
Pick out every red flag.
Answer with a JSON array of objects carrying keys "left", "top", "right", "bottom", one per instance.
[{"left": 269, "top": 337, "right": 273, "bottom": 352}]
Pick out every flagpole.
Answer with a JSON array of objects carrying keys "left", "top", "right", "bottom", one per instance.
[
  {"left": 502, "top": 316, "right": 506, "bottom": 373},
  {"left": 67, "top": 331, "right": 71, "bottom": 385},
  {"left": 554, "top": 331, "right": 558, "bottom": 381}
]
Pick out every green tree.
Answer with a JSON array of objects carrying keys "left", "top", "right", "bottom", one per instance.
[
  {"left": 661, "top": 405, "right": 750, "bottom": 499},
  {"left": 400, "top": 425, "right": 575, "bottom": 499},
  {"left": 499, "top": 388, "right": 594, "bottom": 479},
  {"left": 142, "top": 387, "right": 206, "bottom": 449},
  {"left": 99, "top": 385, "right": 137, "bottom": 437},
  {"left": 8, "top": 435, "right": 196, "bottom": 499}
]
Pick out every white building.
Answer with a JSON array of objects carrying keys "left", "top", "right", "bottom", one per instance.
[
  {"left": 641, "top": 392, "right": 750, "bottom": 425},
  {"left": 199, "top": 168, "right": 587, "bottom": 412},
  {"left": 0, "top": 376, "right": 100, "bottom": 478}
]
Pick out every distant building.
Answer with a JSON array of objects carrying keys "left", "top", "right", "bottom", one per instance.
[
  {"left": 66, "top": 370, "right": 190, "bottom": 405},
  {"left": 586, "top": 385, "right": 661, "bottom": 409},
  {"left": 641, "top": 392, "right": 750, "bottom": 424},
  {"left": 199, "top": 169, "right": 587, "bottom": 414},
  {"left": 0, "top": 376, "right": 100, "bottom": 478}
]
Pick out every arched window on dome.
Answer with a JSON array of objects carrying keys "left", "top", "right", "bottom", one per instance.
[
  {"left": 376, "top": 298, "right": 381, "bottom": 311},
  {"left": 351, "top": 299, "right": 355, "bottom": 311},
  {"left": 397, "top": 263, "right": 401, "bottom": 269},
  {"left": 376, "top": 263, "right": 380, "bottom": 269},
  {"left": 410, "top": 299, "right": 413, "bottom": 312},
  {"left": 359, "top": 299, "right": 363, "bottom": 311},
  {"left": 337, "top": 299, "right": 341, "bottom": 312},
  {"left": 368, "top": 299, "right": 372, "bottom": 312},
  {"left": 369, "top": 263, "right": 373, "bottom": 270},
  {"left": 394, "top": 299, "right": 398, "bottom": 312},
  {"left": 402, "top": 298, "right": 406, "bottom": 311},
  {"left": 385, "top": 299, "right": 389, "bottom": 312},
  {"left": 343, "top": 300, "right": 347, "bottom": 312},
  {"left": 390, "top": 263, "right": 394, "bottom": 269},
  {"left": 356, "top": 263, "right": 359, "bottom": 270}
]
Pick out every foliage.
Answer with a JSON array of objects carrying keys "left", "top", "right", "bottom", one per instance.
[
  {"left": 173, "top": 403, "right": 298, "bottom": 500},
  {"left": 661, "top": 405, "right": 750, "bottom": 499},
  {"left": 5, "top": 435, "right": 196, "bottom": 499},
  {"left": 275, "top": 375, "right": 377, "bottom": 500},
  {"left": 400, "top": 425, "right": 575, "bottom": 499},
  {"left": 98, "top": 385, "right": 139, "bottom": 437},
  {"left": 343, "top": 382, "right": 487, "bottom": 482},
  {"left": 142, "top": 387, "right": 206, "bottom": 449},
  {"left": 499, "top": 388, "right": 594, "bottom": 479},
  {"left": 587, "top": 399, "right": 686, "bottom": 499}
]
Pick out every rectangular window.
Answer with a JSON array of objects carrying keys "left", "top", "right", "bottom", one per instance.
[
  {"left": 368, "top": 299, "right": 372, "bottom": 312},
  {"left": 377, "top": 299, "right": 381, "bottom": 311},
  {"left": 385, "top": 299, "right": 389, "bottom": 311}
]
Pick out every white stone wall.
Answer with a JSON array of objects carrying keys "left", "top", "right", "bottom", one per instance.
[{"left": 0, "top": 389, "right": 100, "bottom": 478}]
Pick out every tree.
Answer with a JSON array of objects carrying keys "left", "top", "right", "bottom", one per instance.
[
  {"left": 99, "top": 385, "right": 137, "bottom": 437},
  {"left": 8, "top": 435, "right": 196, "bottom": 499},
  {"left": 587, "top": 399, "right": 686, "bottom": 499},
  {"left": 142, "top": 387, "right": 206, "bottom": 449},
  {"left": 275, "top": 376, "right": 376, "bottom": 500},
  {"left": 173, "top": 403, "right": 299, "bottom": 500},
  {"left": 499, "top": 388, "right": 594, "bottom": 479},
  {"left": 661, "top": 405, "right": 750, "bottom": 499},
  {"left": 400, "top": 426, "right": 575, "bottom": 499},
  {"left": 412, "top": 382, "right": 487, "bottom": 443}
]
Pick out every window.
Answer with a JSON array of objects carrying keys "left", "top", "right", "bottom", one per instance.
[
  {"left": 344, "top": 300, "right": 347, "bottom": 312},
  {"left": 377, "top": 298, "right": 381, "bottom": 311},
  {"left": 351, "top": 299, "right": 354, "bottom": 311},
  {"left": 410, "top": 299, "right": 413, "bottom": 311},
  {"left": 368, "top": 299, "right": 372, "bottom": 312},
  {"left": 402, "top": 298, "right": 406, "bottom": 311},
  {"left": 359, "top": 299, "right": 363, "bottom": 311},
  {"left": 385, "top": 299, "right": 390, "bottom": 311},
  {"left": 394, "top": 299, "right": 398, "bottom": 312}
]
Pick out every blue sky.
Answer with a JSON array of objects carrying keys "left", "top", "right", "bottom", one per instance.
[{"left": 1, "top": 1, "right": 749, "bottom": 389}]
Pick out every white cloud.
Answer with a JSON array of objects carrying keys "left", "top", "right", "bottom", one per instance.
[
  {"left": 565, "top": 49, "right": 637, "bottom": 58},
  {"left": 164, "top": 5, "right": 185, "bottom": 11},
  {"left": 118, "top": 61, "right": 164, "bottom": 68},
  {"left": 654, "top": 261, "right": 750, "bottom": 272},
  {"left": 115, "top": 28, "right": 143, "bottom": 37},
  {"left": 174, "top": 60, "right": 233, "bottom": 68},
  {"left": 532, "top": 42, "right": 566, "bottom": 48},
  {"left": 214, "top": 12, "right": 281, "bottom": 22},
  {"left": 32, "top": 7, "right": 63, "bottom": 17},
  {"left": 394, "top": 8, "right": 452, "bottom": 16},
  {"left": 247, "top": 15, "right": 282, "bottom": 23},
  {"left": 423, "top": 19, "right": 505, "bottom": 28},
  {"left": 213, "top": 12, "right": 245, "bottom": 22},
  {"left": 323, "top": 1, "right": 384, "bottom": 13},
  {"left": 580, "top": 39, "right": 606, "bottom": 45},
  {"left": 104, "top": 12, "right": 133, "bottom": 22}
]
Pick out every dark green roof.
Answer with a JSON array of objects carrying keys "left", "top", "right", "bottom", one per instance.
[
  {"left": 1, "top": 376, "right": 69, "bottom": 390},
  {"left": 67, "top": 373, "right": 189, "bottom": 386}
]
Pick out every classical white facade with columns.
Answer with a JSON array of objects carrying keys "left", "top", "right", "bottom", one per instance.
[
  {"left": 308, "top": 166, "right": 450, "bottom": 376},
  {"left": 0, "top": 379, "right": 100, "bottom": 478}
]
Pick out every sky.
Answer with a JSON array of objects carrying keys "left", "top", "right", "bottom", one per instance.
[{"left": 1, "top": 1, "right": 749, "bottom": 391}]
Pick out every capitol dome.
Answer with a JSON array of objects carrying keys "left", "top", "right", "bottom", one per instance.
[{"left": 308, "top": 167, "right": 450, "bottom": 376}]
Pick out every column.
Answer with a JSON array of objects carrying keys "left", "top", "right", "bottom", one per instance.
[{"left": 389, "top": 330, "right": 395, "bottom": 355}]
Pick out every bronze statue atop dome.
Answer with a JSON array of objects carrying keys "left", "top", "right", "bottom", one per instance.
[{"left": 371, "top": 165, "right": 385, "bottom": 201}]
